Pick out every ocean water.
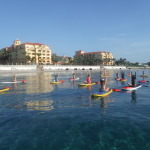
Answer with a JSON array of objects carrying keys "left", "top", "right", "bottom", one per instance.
[{"left": 0, "top": 69, "right": 150, "bottom": 150}]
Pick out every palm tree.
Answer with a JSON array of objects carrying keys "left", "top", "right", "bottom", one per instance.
[
  {"left": 52, "top": 53, "right": 59, "bottom": 65},
  {"left": 118, "top": 58, "right": 126, "bottom": 66},
  {"left": 36, "top": 53, "right": 41, "bottom": 64},
  {"left": 33, "top": 44, "right": 38, "bottom": 64},
  {"left": 31, "top": 57, "right": 35, "bottom": 64},
  {"left": 25, "top": 55, "right": 31, "bottom": 64},
  {"left": 103, "top": 58, "right": 109, "bottom": 66},
  {"left": 68, "top": 57, "right": 73, "bottom": 65}
]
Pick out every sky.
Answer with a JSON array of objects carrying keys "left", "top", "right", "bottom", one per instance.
[{"left": 0, "top": 0, "right": 150, "bottom": 63}]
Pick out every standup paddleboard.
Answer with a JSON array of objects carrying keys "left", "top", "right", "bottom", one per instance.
[
  {"left": 69, "top": 78, "right": 80, "bottom": 81},
  {"left": 78, "top": 83, "right": 95, "bottom": 86},
  {"left": 139, "top": 75, "right": 148, "bottom": 77},
  {"left": 50, "top": 82, "right": 61, "bottom": 84},
  {"left": 120, "top": 79, "right": 127, "bottom": 82},
  {"left": 122, "top": 84, "right": 142, "bottom": 91},
  {"left": 0, "top": 87, "right": 10, "bottom": 92},
  {"left": 1, "top": 80, "right": 26, "bottom": 84},
  {"left": 50, "top": 80, "right": 64, "bottom": 84},
  {"left": 91, "top": 89, "right": 113, "bottom": 97}
]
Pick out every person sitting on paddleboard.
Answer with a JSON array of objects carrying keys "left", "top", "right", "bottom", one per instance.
[
  {"left": 12, "top": 74, "right": 17, "bottom": 82},
  {"left": 84, "top": 74, "right": 91, "bottom": 84},
  {"left": 54, "top": 74, "right": 58, "bottom": 82},
  {"left": 99, "top": 78, "right": 109, "bottom": 92},
  {"left": 87, "top": 74, "right": 91, "bottom": 83}
]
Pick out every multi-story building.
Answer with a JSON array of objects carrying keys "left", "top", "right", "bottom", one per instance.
[
  {"left": 74, "top": 50, "right": 114, "bottom": 66},
  {"left": 0, "top": 40, "right": 52, "bottom": 65}
]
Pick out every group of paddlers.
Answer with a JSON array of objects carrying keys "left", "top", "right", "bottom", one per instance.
[
  {"left": 53, "top": 71, "right": 110, "bottom": 93},
  {"left": 53, "top": 70, "right": 146, "bottom": 93},
  {"left": 116, "top": 71, "right": 137, "bottom": 87}
]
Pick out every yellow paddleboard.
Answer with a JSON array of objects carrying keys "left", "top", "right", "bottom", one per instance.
[
  {"left": 50, "top": 81, "right": 62, "bottom": 84},
  {"left": 91, "top": 89, "right": 113, "bottom": 97},
  {"left": 0, "top": 88, "right": 10, "bottom": 92},
  {"left": 120, "top": 79, "right": 127, "bottom": 82},
  {"left": 78, "top": 83, "right": 95, "bottom": 86},
  {"left": 139, "top": 75, "right": 148, "bottom": 77}
]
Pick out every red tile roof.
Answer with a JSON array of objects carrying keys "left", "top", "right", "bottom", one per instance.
[
  {"left": 76, "top": 50, "right": 84, "bottom": 52},
  {"left": 83, "top": 51, "right": 109, "bottom": 55},
  {"left": 75, "top": 51, "right": 109, "bottom": 56},
  {"left": 22, "top": 42, "right": 45, "bottom": 45}
]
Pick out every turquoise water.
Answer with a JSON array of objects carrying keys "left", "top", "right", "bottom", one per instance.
[{"left": 0, "top": 70, "right": 150, "bottom": 150}]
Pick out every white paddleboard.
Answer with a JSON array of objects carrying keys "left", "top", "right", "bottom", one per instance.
[{"left": 1, "top": 80, "right": 26, "bottom": 84}]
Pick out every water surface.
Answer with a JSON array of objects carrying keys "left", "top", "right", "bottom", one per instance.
[{"left": 0, "top": 69, "right": 150, "bottom": 150}]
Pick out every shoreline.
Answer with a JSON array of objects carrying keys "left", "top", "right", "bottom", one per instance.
[
  {"left": 0, "top": 65, "right": 126, "bottom": 72},
  {"left": 0, "top": 65, "right": 149, "bottom": 73}
]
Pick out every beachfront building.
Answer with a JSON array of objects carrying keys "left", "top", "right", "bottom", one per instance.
[
  {"left": 0, "top": 40, "right": 52, "bottom": 65},
  {"left": 74, "top": 50, "right": 114, "bottom": 66},
  {"left": 52, "top": 54, "right": 74, "bottom": 65}
]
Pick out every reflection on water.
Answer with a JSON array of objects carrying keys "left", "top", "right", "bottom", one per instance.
[
  {"left": 100, "top": 97, "right": 113, "bottom": 108},
  {"left": 78, "top": 85, "right": 92, "bottom": 90},
  {"left": 91, "top": 96, "right": 113, "bottom": 108},
  {"left": 24, "top": 99, "right": 54, "bottom": 111},
  {"left": 25, "top": 72, "right": 54, "bottom": 94},
  {"left": 131, "top": 90, "right": 136, "bottom": 104}
]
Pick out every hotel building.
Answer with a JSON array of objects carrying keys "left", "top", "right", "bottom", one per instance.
[
  {"left": 74, "top": 50, "right": 114, "bottom": 66},
  {"left": 0, "top": 40, "right": 52, "bottom": 65}
]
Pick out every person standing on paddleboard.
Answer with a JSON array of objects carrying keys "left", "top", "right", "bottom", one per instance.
[
  {"left": 128, "top": 72, "right": 136, "bottom": 87},
  {"left": 142, "top": 71, "right": 145, "bottom": 76},
  {"left": 131, "top": 73, "right": 136, "bottom": 87},
  {"left": 116, "top": 72, "right": 119, "bottom": 78},
  {"left": 121, "top": 71, "right": 125, "bottom": 79},
  {"left": 72, "top": 73, "right": 76, "bottom": 79}
]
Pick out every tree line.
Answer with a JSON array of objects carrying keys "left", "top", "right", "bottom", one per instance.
[{"left": 52, "top": 54, "right": 150, "bottom": 67}]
